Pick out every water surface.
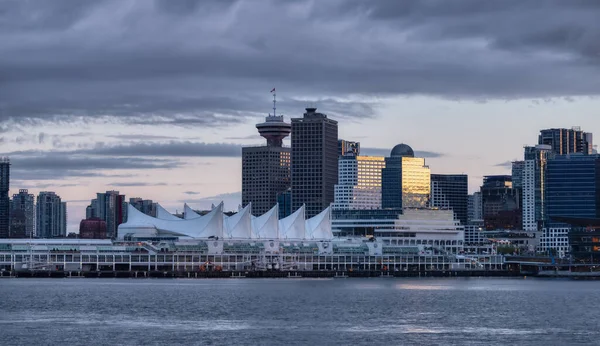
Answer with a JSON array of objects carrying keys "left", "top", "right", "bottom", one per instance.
[{"left": 1, "top": 278, "right": 597, "bottom": 345}]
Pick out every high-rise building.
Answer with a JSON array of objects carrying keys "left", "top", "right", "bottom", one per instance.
[
  {"left": 382, "top": 144, "right": 430, "bottom": 209},
  {"left": 334, "top": 154, "right": 385, "bottom": 210},
  {"left": 0, "top": 158, "right": 9, "bottom": 238},
  {"left": 430, "top": 174, "right": 468, "bottom": 225},
  {"left": 338, "top": 139, "right": 360, "bottom": 156},
  {"left": 242, "top": 103, "right": 291, "bottom": 216},
  {"left": 546, "top": 154, "right": 600, "bottom": 219},
  {"left": 480, "top": 176, "right": 520, "bottom": 230},
  {"left": 511, "top": 161, "right": 525, "bottom": 191},
  {"left": 9, "top": 209, "right": 27, "bottom": 238},
  {"left": 277, "top": 188, "right": 292, "bottom": 219},
  {"left": 539, "top": 127, "right": 593, "bottom": 155},
  {"left": 11, "top": 189, "right": 35, "bottom": 237},
  {"left": 128, "top": 198, "right": 157, "bottom": 218},
  {"left": 467, "top": 192, "right": 483, "bottom": 222},
  {"left": 86, "top": 199, "right": 98, "bottom": 219},
  {"left": 291, "top": 107, "right": 338, "bottom": 218},
  {"left": 522, "top": 145, "right": 552, "bottom": 231},
  {"left": 94, "top": 191, "right": 125, "bottom": 239},
  {"left": 36, "top": 192, "right": 67, "bottom": 238}
]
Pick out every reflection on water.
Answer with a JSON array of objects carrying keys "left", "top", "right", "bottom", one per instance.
[{"left": 1, "top": 278, "right": 599, "bottom": 346}]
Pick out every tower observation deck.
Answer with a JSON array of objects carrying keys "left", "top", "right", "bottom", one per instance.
[{"left": 255, "top": 90, "right": 291, "bottom": 147}]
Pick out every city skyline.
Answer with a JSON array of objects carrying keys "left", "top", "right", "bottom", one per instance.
[{"left": 1, "top": 1, "right": 600, "bottom": 232}]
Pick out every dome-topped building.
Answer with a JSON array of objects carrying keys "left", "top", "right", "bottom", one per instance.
[
  {"left": 390, "top": 143, "right": 415, "bottom": 158},
  {"left": 382, "top": 143, "right": 430, "bottom": 210}
]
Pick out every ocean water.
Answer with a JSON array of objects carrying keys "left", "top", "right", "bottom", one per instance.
[{"left": 0, "top": 277, "right": 598, "bottom": 346}]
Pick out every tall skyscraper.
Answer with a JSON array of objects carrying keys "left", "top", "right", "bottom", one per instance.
[
  {"left": 522, "top": 144, "right": 552, "bottom": 231},
  {"left": 242, "top": 108, "right": 291, "bottom": 216},
  {"left": 382, "top": 144, "right": 430, "bottom": 209},
  {"left": 11, "top": 189, "right": 35, "bottom": 237},
  {"left": 94, "top": 191, "right": 125, "bottom": 239},
  {"left": 334, "top": 154, "right": 385, "bottom": 210},
  {"left": 291, "top": 107, "right": 338, "bottom": 218},
  {"left": 430, "top": 174, "right": 468, "bottom": 225},
  {"left": 0, "top": 158, "right": 9, "bottom": 238},
  {"left": 539, "top": 127, "right": 593, "bottom": 155},
  {"left": 480, "top": 176, "right": 520, "bottom": 230},
  {"left": 546, "top": 154, "right": 600, "bottom": 219},
  {"left": 467, "top": 192, "right": 483, "bottom": 222},
  {"left": 36, "top": 191, "right": 66, "bottom": 238}
]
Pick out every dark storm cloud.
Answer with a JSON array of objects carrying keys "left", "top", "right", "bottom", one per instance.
[
  {"left": 1, "top": 0, "right": 599, "bottom": 127},
  {"left": 3, "top": 149, "right": 183, "bottom": 180},
  {"left": 84, "top": 141, "right": 242, "bottom": 157}
]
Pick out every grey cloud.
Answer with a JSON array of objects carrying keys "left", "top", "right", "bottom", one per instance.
[
  {"left": 494, "top": 161, "right": 514, "bottom": 168},
  {"left": 109, "top": 182, "right": 168, "bottom": 187},
  {"left": 184, "top": 191, "right": 201, "bottom": 195},
  {"left": 3, "top": 149, "right": 183, "bottom": 181},
  {"left": 3, "top": 0, "right": 597, "bottom": 130},
  {"left": 361, "top": 147, "right": 445, "bottom": 158},
  {"left": 83, "top": 141, "right": 241, "bottom": 157}
]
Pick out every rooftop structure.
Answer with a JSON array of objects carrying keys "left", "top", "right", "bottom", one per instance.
[{"left": 118, "top": 202, "right": 333, "bottom": 241}]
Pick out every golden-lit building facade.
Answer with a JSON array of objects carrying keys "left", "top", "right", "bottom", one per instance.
[
  {"left": 382, "top": 144, "right": 430, "bottom": 209},
  {"left": 334, "top": 155, "right": 385, "bottom": 210}
]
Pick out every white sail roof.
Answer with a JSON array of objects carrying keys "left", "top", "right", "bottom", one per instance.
[
  {"left": 119, "top": 201, "right": 333, "bottom": 241},
  {"left": 118, "top": 202, "right": 224, "bottom": 239},
  {"left": 279, "top": 205, "right": 305, "bottom": 239},
  {"left": 184, "top": 203, "right": 202, "bottom": 220},
  {"left": 251, "top": 204, "right": 279, "bottom": 239},
  {"left": 305, "top": 206, "right": 332, "bottom": 239},
  {"left": 155, "top": 203, "right": 180, "bottom": 221},
  {"left": 224, "top": 203, "right": 253, "bottom": 239}
]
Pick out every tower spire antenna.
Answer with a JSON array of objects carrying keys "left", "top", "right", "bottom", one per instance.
[{"left": 271, "top": 87, "right": 276, "bottom": 116}]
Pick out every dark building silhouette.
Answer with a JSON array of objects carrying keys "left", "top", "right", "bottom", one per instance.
[
  {"left": 291, "top": 107, "right": 338, "bottom": 218},
  {"left": 480, "top": 175, "right": 520, "bottom": 230},
  {"left": 9, "top": 209, "right": 26, "bottom": 238},
  {"left": 430, "top": 174, "right": 468, "bottom": 225},
  {"left": 242, "top": 106, "right": 291, "bottom": 216},
  {"left": 0, "top": 158, "right": 9, "bottom": 238},
  {"left": 79, "top": 218, "right": 107, "bottom": 239},
  {"left": 11, "top": 189, "right": 35, "bottom": 237}
]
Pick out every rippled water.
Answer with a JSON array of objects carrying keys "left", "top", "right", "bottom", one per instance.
[{"left": 1, "top": 278, "right": 598, "bottom": 345}]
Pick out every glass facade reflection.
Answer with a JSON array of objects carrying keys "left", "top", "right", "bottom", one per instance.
[
  {"left": 382, "top": 146, "right": 430, "bottom": 209},
  {"left": 334, "top": 155, "right": 385, "bottom": 210},
  {"left": 546, "top": 154, "right": 600, "bottom": 219}
]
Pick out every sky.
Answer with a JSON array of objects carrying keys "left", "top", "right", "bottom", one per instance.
[{"left": 1, "top": 0, "right": 600, "bottom": 232}]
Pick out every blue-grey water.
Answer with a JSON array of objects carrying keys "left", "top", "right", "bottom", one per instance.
[{"left": 1, "top": 278, "right": 598, "bottom": 345}]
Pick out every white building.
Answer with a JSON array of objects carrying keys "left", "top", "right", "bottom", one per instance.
[
  {"left": 333, "top": 208, "right": 464, "bottom": 254},
  {"left": 334, "top": 155, "right": 385, "bottom": 210},
  {"left": 522, "top": 145, "right": 551, "bottom": 231},
  {"left": 467, "top": 192, "right": 482, "bottom": 222},
  {"left": 539, "top": 226, "right": 570, "bottom": 258}
]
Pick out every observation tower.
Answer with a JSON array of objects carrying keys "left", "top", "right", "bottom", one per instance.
[{"left": 255, "top": 90, "right": 291, "bottom": 147}]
